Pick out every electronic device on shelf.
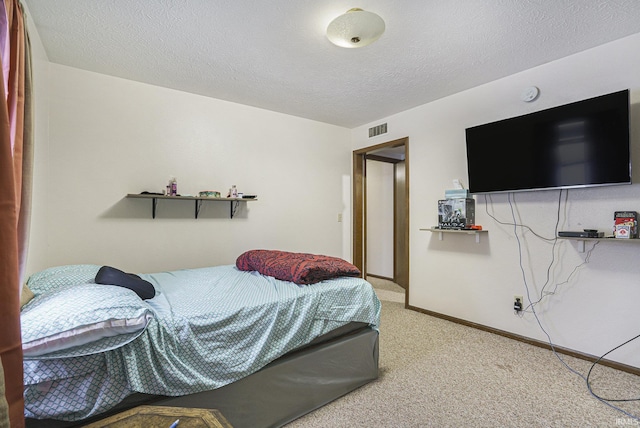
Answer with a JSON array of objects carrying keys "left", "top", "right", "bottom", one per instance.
[{"left": 558, "top": 230, "right": 604, "bottom": 238}]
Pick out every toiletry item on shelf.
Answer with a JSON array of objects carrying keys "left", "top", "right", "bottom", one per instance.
[{"left": 170, "top": 177, "right": 178, "bottom": 196}]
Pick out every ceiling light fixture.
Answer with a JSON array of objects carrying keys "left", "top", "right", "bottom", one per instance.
[{"left": 326, "top": 8, "right": 385, "bottom": 48}]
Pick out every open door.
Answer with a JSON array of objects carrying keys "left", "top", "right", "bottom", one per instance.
[{"left": 353, "top": 137, "right": 409, "bottom": 304}]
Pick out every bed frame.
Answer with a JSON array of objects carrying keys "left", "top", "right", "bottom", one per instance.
[{"left": 26, "top": 325, "right": 379, "bottom": 428}]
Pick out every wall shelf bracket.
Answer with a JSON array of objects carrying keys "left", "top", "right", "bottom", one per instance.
[
  {"left": 152, "top": 197, "right": 158, "bottom": 219},
  {"left": 230, "top": 200, "right": 240, "bottom": 219}
]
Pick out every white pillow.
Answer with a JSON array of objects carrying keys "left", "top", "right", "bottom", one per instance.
[
  {"left": 21, "top": 283, "right": 153, "bottom": 359},
  {"left": 26, "top": 264, "right": 101, "bottom": 295}
]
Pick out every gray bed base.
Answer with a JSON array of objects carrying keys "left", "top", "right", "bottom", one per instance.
[{"left": 26, "top": 326, "right": 379, "bottom": 428}]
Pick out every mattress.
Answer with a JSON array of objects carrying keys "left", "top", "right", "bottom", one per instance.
[
  {"left": 22, "top": 264, "right": 381, "bottom": 423},
  {"left": 26, "top": 325, "right": 379, "bottom": 428}
]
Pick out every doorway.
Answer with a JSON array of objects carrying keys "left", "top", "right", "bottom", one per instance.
[{"left": 353, "top": 137, "right": 409, "bottom": 305}]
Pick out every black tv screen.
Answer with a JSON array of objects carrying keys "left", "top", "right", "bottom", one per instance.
[{"left": 465, "top": 89, "right": 631, "bottom": 194}]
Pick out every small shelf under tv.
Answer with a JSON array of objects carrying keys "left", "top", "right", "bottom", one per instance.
[
  {"left": 421, "top": 228, "right": 488, "bottom": 243},
  {"left": 557, "top": 236, "right": 640, "bottom": 252}
]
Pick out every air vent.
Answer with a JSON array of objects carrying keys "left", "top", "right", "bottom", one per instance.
[{"left": 368, "top": 123, "right": 387, "bottom": 137}]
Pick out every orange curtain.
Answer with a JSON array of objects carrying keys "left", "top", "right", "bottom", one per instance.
[{"left": 0, "top": 0, "right": 29, "bottom": 426}]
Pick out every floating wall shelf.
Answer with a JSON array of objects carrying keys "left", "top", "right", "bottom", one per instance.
[
  {"left": 420, "top": 228, "right": 488, "bottom": 243},
  {"left": 557, "top": 236, "right": 640, "bottom": 252},
  {"left": 126, "top": 194, "right": 257, "bottom": 219}
]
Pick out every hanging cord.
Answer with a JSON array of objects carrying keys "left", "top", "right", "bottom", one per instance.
[
  {"left": 487, "top": 190, "right": 595, "bottom": 313},
  {"left": 518, "top": 190, "right": 562, "bottom": 313},
  {"left": 587, "top": 333, "right": 640, "bottom": 403},
  {"left": 484, "top": 193, "right": 557, "bottom": 241},
  {"left": 522, "top": 240, "right": 598, "bottom": 314},
  {"left": 507, "top": 191, "right": 582, "bottom": 378},
  {"left": 521, "top": 190, "right": 598, "bottom": 313},
  {"left": 504, "top": 191, "right": 639, "bottom": 420}
]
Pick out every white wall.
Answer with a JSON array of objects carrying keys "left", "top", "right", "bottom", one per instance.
[
  {"left": 352, "top": 32, "right": 640, "bottom": 369},
  {"left": 366, "top": 160, "right": 394, "bottom": 277},
  {"left": 23, "top": 4, "right": 50, "bottom": 279},
  {"left": 26, "top": 63, "right": 351, "bottom": 274}
]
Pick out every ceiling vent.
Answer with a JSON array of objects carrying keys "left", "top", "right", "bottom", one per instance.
[{"left": 368, "top": 123, "right": 387, "bottom": 138}]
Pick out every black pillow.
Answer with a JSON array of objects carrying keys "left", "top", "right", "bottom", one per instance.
[{"left": 95, "top": 266, "right": 156, "bottom": 300}]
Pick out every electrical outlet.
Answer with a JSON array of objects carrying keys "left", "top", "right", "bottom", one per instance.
[{"left": 513, "top": 295, "right": 523, "bottom": 312}]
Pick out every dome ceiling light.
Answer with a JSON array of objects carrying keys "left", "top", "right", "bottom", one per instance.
[{"left": 326, "top": 8, "right": 385, "bottom": 48}]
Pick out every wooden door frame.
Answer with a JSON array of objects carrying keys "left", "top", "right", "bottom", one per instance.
[{"left": 353, "top": 137, "right": 409, "bottom": 305}]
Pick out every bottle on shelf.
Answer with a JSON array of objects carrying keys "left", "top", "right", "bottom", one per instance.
[{"left": 170, "top": 177, "right": 177, "bottom": 196}]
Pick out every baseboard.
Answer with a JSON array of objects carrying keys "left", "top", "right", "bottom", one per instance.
[{"left": 406, "top": 304, "right": 640, "bottom": 376}]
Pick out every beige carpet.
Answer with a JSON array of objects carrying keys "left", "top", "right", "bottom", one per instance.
[{"left": 286, "top": 278, "right": 640, "bottom": 427}]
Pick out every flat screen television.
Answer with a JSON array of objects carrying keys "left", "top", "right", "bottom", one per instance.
[{"left": 465, "top": 89, "right": 631, "bottom": 194}]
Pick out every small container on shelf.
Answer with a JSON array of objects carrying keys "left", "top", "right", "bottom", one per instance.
[
  {"left": 437, "top": 198, "right": 475, "bottom": 229},
  {"left": 614, "top": 211, "right": 637, "bottom": 239}
]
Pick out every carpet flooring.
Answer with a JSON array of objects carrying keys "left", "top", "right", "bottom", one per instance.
[{"left": 286, "top": 278, "right": 640, "bottom": 427}]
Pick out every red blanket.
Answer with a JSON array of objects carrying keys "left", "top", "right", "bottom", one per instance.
[{"left": 236, "top": 250, "right": 361, "bottom": 285}]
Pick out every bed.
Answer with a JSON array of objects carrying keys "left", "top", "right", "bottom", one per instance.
[{"left": 21, "top": 250, "right": 381, "bottom": 427}]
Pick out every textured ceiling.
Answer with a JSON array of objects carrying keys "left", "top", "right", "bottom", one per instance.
[{"left": 22, "top": 0, "right": 640, "bottom": 128}]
